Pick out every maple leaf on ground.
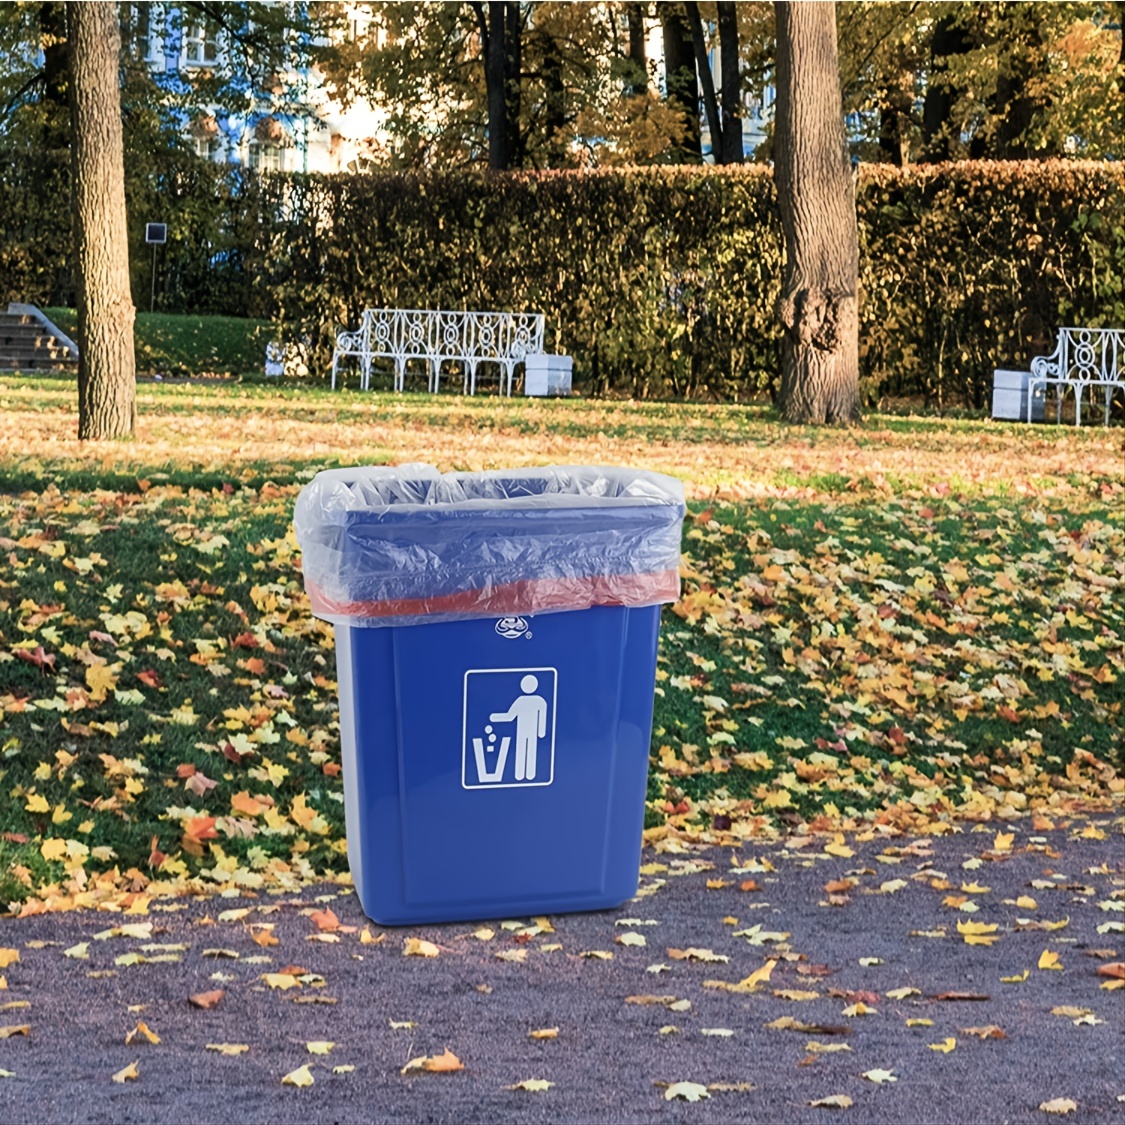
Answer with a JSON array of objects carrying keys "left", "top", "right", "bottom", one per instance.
[
  {"left": 810, "top": 1095, "right": 853, "bottom": 1108},
  {"left": 306, "top": 1041, "right": 334, "bottom": 1055},
  {"left": 206, "top": 1043, "right": 249, "bottom": 1056},
  {"left": 281, "top": 1064, "right": 314, "bottom": 1087},
  {"left": 401, "top": 1049, "right": 464, "bottom": 1075},
  {"left": 403, "top": 938, "right": 439, "bottom": 958},
  {"left": 961, "top": 1025, "right": 1006, "bottom": 1039},
  {"left": 1038, "top": 950, "right": 1064, "bottom": 971},
  {"left": 310, "top": 908, "right": 339, "bottom": 933},
  {"left": 863, "top": 1068, "right": 897, "bottom": 1084},
  {"left": 528, "top": 1028, "right": 558, "bottom": 1039},
  {"left": 506, "top": 1079, "right": 554, "bottom": 1092}
]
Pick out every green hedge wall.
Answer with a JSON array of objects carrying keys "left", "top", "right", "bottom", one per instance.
[{"left": 2, "top": 158, "right": 1121, "bottom": 405}]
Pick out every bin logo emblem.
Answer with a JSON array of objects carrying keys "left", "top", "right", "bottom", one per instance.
[
  {"left": 494, "top": 615, "right": 529, "bottom": 639},
  {"left": 463, "top": 667, "right": 557, "bottom": 789}
]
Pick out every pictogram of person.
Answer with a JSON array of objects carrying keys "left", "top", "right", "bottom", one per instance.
[{"left": 490, "top": 674, "right": 548, "bottom": 781}]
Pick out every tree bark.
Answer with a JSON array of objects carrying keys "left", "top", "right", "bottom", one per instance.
[
  {"left": 67, "top": 0, "right": 136, "bottom": 440},
  {"left": 660, "top": 5, "right": 701, "bottom": 162},
  {"left": 716, "top": 2, "right": 743, "bottom": 164},
  {"left": 626, "top": 2, "right": 648, "bottom": 95},
  {"left": 773, "top": 0, "right": 859, "bottom": 424},
  {"left": 921, "top": 14, "right": 970, "bottom": 162},
  {"left": 486, "top": 3, "right": 509, "bottom": 169}
]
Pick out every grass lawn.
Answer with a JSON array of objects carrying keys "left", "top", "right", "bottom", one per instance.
[
  {"left": 0, "top": 378, "right": 1121, "bottom": 911},
  {"left": 43, "top": 309, "right": 272, "bottom": 378}
]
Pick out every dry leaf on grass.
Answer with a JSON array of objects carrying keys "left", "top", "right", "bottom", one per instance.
[
  {"left": 281, "top": 1064, "right": 314, "bottom": 1087},
  {"left": 1038, "top": 1098, "right": 1078, "bottom": 1115},
  {"left": 809, "top": 1094, "right": 853, "bottom": 1108},
  {"left": 506, "top": 1079, "right": 554, "bottom": 1092},
  {"left": 206, "top": 1043, "right": 249, "bottom": 1056},
  {"left": 125, "top": 1021, "right": 160, "bottom": 1046},
  {"left": 188, "top": 989, "right": 224, "bottom": 1009},
  {"left": 403, "top": 938, "right": 440, "bottom": 958}
]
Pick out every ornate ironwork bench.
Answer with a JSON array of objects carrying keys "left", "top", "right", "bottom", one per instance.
[
  {"left": 1025, "top": 327, "right": 1123, "bottom": 426},
  {"left": 331, "top": 309, "right": 546, "bottom": 395}
]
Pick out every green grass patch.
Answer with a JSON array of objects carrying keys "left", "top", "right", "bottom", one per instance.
[{"left": 43, "top": 309, "right": 272, "bottom": 377}]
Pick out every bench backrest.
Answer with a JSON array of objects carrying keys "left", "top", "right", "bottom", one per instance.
[
  {"left": 359, "top": 309, "right": 545, "bottom": 362},
  {"left": 1032, "top": 327, "right": 1123, "bottom": 383}
]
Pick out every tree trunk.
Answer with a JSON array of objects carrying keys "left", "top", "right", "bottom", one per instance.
[
  {"left": 716, "top": 2, "right": 743, "bottom": 165},
  {"left": 660, "top": 6, "right": 701, "bottom": 162},
  {"left": 503, "top": 1, "right": 522, "bottom": 166},
  {"left": 542, "top": 33, "right": 566, "bottom": 168},
  {"left": 486, "top": 3, "right": 509, "bottom": 169},
  {"left": 626, "top": 2, "right": 648, "bottom": 95},
  {"left": 773, "top": 1, "right": 859, "bottom": 424},
  {"left": 921, "top": 14, "right": 970, "bottom": 162},
  {"left": 67, "top": 1, "right": 136, "bottom": 441}
]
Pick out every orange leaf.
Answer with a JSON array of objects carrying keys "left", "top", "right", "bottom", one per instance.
[
  {"left": 739, "top": 879, "right": 760, "bottom": 892},
  {"left": 188, "top": 989, "right": 224, "bottom": 1009},
  {"left": 310, "top": 908, "right": 339, "bottom": 933},
  {"left": 1096, "top": 962, "right": 1124, "bottom": 980},
  {"left": 230, "top": 791, "right": 266, "bottom": 817}
]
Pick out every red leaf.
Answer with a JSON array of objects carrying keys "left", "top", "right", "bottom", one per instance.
[
  {"left": 15, "top": 646, "right": 55, "bottom": 671},
  {"left": 137, "top": 669, "right": 163, "bottom": 689},
  {"left": 188, "top": 990, "right": 224, "bottom": 1009}
]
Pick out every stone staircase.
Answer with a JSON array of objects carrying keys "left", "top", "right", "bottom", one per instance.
[{"left": 0, "top": 305, "right": 78, "bottom": 372}]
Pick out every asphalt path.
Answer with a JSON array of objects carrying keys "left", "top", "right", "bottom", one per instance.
[{"left": 0, "top": 818, "right": 1122, "bottom": 1125}]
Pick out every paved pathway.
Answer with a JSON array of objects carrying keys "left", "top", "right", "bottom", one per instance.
[{"left": 0, "top": 818, "right": 1122, "bottom": 1124}]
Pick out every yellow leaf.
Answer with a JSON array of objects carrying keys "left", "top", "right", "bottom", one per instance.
[
  {"left": 389, "top": 1021, "right": 416, "bottom": 1030},
  {"left": 616, "top": 932, "right": 646, "bottom": 947},
  {"left": 0, "top": 951, "right": 19, "bottom": 970},
  {"left": 306, "top": 1041, "right": 334, "bottom": 1055},
  {"left": 824, "top": 841, "right": 854, "bottom": 859},
  {"left": 809, "top": 1095, "right": 853, "bottom": 1108},
  {"left": 774, "top": 989, "right": 819, "bottom": 1001},
  {"left": 667, "top": 947, "right": 728, "bottom": 963},
  {"left": 529, "top": 1028, "right": 558, "bottom": 1040},
  {"left": 700, "top": 1028, "right": 735, "bottom": 1037},
  {"left": 804, "top": 1042, "right": 852, "bottom": 1054},
  {"left": 1038, "top": 950, "right": 1063, "bottom": 971},
  {"left": 1041, "top": 917, "right": 1070, "bottom": 932},
  {"left": 506, "top": 1079, "right": 554, "bottom": 1092},
  {"left": 401, "top": 1048, "right": 464, "bottom": 1074},
  {"left": 403, "top": 938, "right": 440, "bottom": 958},
  {"left": 86, "top": 663, "right": 118, "bottom": 701},
  {"left": 332, "top": 1065, "right": 355, "bottom": 1075},
  {"left": 906, "top": 1018, "right": 933, "bottom": 1027},
  {"left": 957, "top": 919, "right": 1000, "bottom": 946},
  {"left": 359, "top": 928, "right": 384, "bottom": 945},
  {"left": 112, "top": 1061, "right": 140, "bottom": 1084},
  {"left": 125, "top": 1021, "right": 160, "bottom": 1046},
  {"left": 992, "top": 831, "right": 1014, "bottom": 853},
  {"left": 471, "top": 928, "right": 495, "bottom": 941},
  {"left": 928, "top": 1037, "right": 956, "bottom": 1053},
  {"left": 1001, "top": 969, "right": 1030, "bottom": 983},
  {"left": 24, "top": 794, "right": 49, "bottom": 814},
  {"left": 1014, "top": 896, "right": 1037, "bottom": 910},
  {"left": 961, "top": 882, "right": 991, "bottom": 894},
  {"left": 39, "top": 838, "right": 67, "bottom": 863},
  {"left": 206, "top": 1043, "right": 249, "bottom": 1056},
  {"left": 862, "top": 1068, "right": 897, "bottom": 1084},
  {"left": 579, "top": 950, "right": 613, "bottom": 960},
  {"left": 0, "top": 1026, "right": 30, "bottom": 1038},
  {"left": 262, "top": 973, "right": 300, "bottom": 990},
  {"left": 1100, "top": 979, "right": 1124, "bottom": 991},
  {"left": 841, "top": 1002, "right": 875, "bottom": 1016},
  {"left": 886, "top": 987, "right": 920, "bottom": 1000},
  {"left": 1038, "top": 1098, "right": 1078, "bottom": 1115},
  {"left": 664, "top": 1082, "right": 710, "bottom": 1102},
  {"left": 281, "top": 1064, "right": 314, "bottom": 1087}
]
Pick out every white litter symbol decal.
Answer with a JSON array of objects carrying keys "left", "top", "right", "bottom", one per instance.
[{"left": 463, "top": 667, "right": 557, "bottom": 789}]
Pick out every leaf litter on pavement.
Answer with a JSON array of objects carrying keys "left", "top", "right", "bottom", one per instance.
[{"left": 0, "top": 392, "right": 1121, "bottom": 1116}]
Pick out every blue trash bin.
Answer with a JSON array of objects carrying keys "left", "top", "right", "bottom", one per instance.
[{"left": 295, "top": 464, "right": 685, "bottom": 925}]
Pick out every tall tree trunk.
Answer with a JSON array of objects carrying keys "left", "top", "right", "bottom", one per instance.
[
  {"left": 878, "top": 45, "right": 912, "bottom": 166},
  {"left": 660, "top": 6, "right": 701, "bottom": 162},
  {"left": 716, "top": 2, "right": 743, "bottom": 164},
  {"left": 542, "top": 33, "right": 566, "bottom": 168},
  {"left": 503, "top": 1, "right": 522, "bottom": 166},
  {"left": 773, "top": 1, "right": 858, "bottom": 424},
  {"left": 683, "top": 3, "right": 722, "bottom": 159},
  {"left": 626, "top": 2, "right": 648, "bottom": 95},
  {"left": 921, "top": 14, "right": 970, "bottom": 162},
  {"left": 68, "top": 1, "right": 136, "bottom": 440},
  {"left": 486, "top": 3, "right": 509, "bottom": 169}
]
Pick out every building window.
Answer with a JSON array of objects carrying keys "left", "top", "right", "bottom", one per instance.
[
  {"left": 249, "top": 142, "right": 284, "bottom": 172},
  {"left": 195, "top": 135, "right": 223, "bottom": 160},
  {"left": 184, "top": 20, "right": 219, "bottom": 66},
  {"left": 129, "top": 4, "right": 152, "bottom": 59}
]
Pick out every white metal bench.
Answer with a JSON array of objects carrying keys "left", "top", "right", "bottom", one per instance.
[
  {"left": 1025, "top": 327, "right": 1123, "bottom": 425},
  {"left": 331, "top": 309, "right": 545, "bottom": 396}
]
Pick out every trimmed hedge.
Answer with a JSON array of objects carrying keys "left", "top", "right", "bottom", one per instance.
[{"left": 2, "top": 159, "right": 1121, "bottom": 404}]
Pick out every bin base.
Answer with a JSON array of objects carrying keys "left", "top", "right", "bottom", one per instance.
[{"left": 336, "top": 605, "right": 661, "bottom": 925}]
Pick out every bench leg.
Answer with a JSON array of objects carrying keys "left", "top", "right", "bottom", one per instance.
[
  {"left": 395, "top": 360, "right": 404, "bottom": 393},
  {"left": 331, "top": 355, "right": 338, "bottom": 391},
  {"left": 1074, "top": 386, "right": 1083, "bottom": 427}
]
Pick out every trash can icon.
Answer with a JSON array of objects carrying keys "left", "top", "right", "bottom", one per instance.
[{"left": 295, "top": 464, "right": 685, "bottom": 925}]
